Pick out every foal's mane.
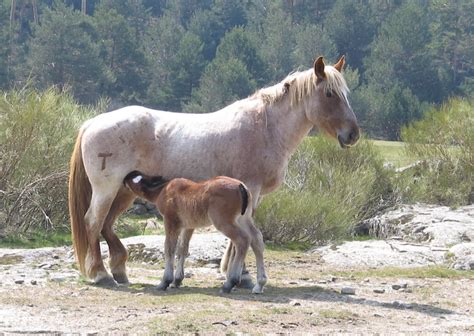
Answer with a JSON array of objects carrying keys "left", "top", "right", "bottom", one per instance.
[{"left": 256, "top": 65, "right": 349, "bottom": 107}]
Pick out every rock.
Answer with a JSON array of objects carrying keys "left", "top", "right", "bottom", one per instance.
[
  {"left": 449, "top": 243, "right": 474, "bottom": 270},
  {"left": 373, "top": 288, "right": 385, "bottom": 294},
  {"left": 392, "top": 284, "right": 402, "bottom": 290},
  {"left": 30, "top": 280, "right": 37, "bottom": 285},
  {"left": 14, "top": 279, "right": 24, "bottom": 284},
  {"left": 354, "top": 204, "right": 474, "bottom": 247},
  {"left": 313, "top": 240, "right": 446, "bottom": 269},
  {"left": 341, "top": 287, "right": 356, "bottom": 295},
  {"left": 130, "top": 204, "right": 148, "bottom": 215},
  {"left": 145, "top": 219, "right": 159, "bottom": 230}
]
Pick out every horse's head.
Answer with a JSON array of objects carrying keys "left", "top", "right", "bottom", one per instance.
[{"left": 304, "top": 56, "right": 360, "bottom": 148}]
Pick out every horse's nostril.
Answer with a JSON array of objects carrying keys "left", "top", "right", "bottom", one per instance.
[{"left": 349, "top": 129, "right": 359, "bottom": 143}]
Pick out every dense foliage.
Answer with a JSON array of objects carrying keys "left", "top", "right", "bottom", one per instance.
[
  {"left": 255, "top": 137, "right": 394, "bottom": 244},
  {"left": 2, "top": 0, "right": 472, "bottom": 140},
  {"left": 400, "top": 98, "right": 474, "bottom": 205},
  {"left": 0, "top": 87, "right": 98, "bottom": 236}
]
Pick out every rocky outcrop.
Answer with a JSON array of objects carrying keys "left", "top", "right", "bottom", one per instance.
[{"left": 321, "top": 204, "right": 474, "bottom": 270}]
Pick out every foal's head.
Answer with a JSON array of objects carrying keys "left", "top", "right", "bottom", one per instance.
[{"left": 293, "top": 56, "right": 360, "bottom": 148}]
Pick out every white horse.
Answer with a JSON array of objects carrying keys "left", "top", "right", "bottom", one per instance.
[{"left": 69, "top": 56, "right": 359, "bottom": 286}]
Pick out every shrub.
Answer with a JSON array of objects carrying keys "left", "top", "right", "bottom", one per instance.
[
  {"left": 255, "top": 136, "right": 393, "bottom": 245},
  {"left": 400, "top": 98, "right": 473, "bottom": 205},
  {"left": 0, "top": 86, "right": 98, "bottom": 238}
]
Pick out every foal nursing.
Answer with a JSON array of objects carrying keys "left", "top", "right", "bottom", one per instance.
[{"left": 124, "top": 172, "right": 267, "bottom": 294}]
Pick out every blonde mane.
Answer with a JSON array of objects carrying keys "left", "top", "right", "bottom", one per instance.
[{"left": 256, "top": 65, "right": 350, "bottom": 107}]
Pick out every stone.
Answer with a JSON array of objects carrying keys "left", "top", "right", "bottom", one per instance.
[
  {"left": 373, "top": 288, "right": 385, "bottom": 294},
  {"left": 14, "top": 279, "right": 24, "bottom": 285},
  {"left": 341, "top": 287, "right": 356, "bottom": 295}
]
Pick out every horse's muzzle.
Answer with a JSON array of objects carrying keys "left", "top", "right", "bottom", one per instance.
[{"left": 338, "top": 128, "right": 360, "bottom": 148}]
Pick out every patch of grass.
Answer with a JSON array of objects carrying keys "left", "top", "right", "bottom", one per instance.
[
  {"left": 265, "top": 241, "right": 312, "bottom": 251},
  {"left": 318, "top": 309, "right": 357, "bottom": 320},
  {"left": 330, "top": 266, "right": 474, "bottom": 279},
  {"left": 116, "top": 214, "right": 164, "bottom": 238},
  {"left": 0, "top": 231, "right": 72, "bottom": 248},
  {"left": 371, "top": 140, "right": 413, "bottom": 168}
]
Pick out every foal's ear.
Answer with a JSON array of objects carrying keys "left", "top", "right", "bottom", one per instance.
[
  {"left": 334, "top": 55, "right": 345, "bottom": 72},
  {"left": 314, "top": 56, "right": 326, "bottom": 80}
]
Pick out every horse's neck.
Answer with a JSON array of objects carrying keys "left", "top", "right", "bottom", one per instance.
[{"left": 264, "top": 100, "right": 313, "bottom": 158}]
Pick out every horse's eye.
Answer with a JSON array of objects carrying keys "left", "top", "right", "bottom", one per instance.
[{"left": 326, "top": 90, "right": 332, "bottom": 98}]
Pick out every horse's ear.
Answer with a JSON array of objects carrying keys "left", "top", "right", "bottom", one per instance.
[
  {"left": 334, "top": 55, "right": 345, "bottom": 72},
  {"left": 314, "top": 56, "right": 326, "bottom": 80}
]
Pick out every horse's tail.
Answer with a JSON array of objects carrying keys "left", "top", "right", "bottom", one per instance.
[
  {"left": 238, "top": 183, "right": 250, "bottom": 215},
  {"left": 68, "top": 128, "right": 91, "bottom": 276}
]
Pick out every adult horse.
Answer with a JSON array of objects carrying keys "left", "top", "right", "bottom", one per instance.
[{"left": 69, "top": 56, "right": 359, "bottom": 286}]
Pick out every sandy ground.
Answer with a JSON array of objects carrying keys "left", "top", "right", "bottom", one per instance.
[{"left": 1, "top": 237, "right": 473, "bottom": 335}]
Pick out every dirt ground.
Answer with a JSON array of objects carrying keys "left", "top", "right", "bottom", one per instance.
[{"left": 1, "top": 243, "right": 474, "bottom": 335}]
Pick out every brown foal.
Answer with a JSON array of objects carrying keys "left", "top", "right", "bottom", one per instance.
[{"left": 124, "top": 171, "right": 267, "bottom": 293}]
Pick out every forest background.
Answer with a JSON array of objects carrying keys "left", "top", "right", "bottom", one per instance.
[
  {"left": 0, "top": 0, "right": 472, "bottom": 245},
  {"left": 1, "top": 0, "right": 472, "bottom": 140}
]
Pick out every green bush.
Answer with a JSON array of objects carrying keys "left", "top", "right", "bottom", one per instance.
[
  {"left": 0, "top": 86, "right": 98, "bottom": 238},
  {"left": 399, "top": 98, "right": 473, "bottom": 205},
  {"left": 255, "top": 136, "right": 393, "bottom": 245}
]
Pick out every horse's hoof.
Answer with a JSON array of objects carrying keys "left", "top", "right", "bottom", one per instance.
[
  {"left": 252, "top": 285, "right": 264, "bottom": 294},
  {"left": 94, "top": 276, "right": 118, "bottom": 288},
  {"left": 113, "top": 273, "right": 129, "bottom": 285}
]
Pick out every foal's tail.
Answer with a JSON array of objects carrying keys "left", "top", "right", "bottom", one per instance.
[
  {"left": 68, "top": 128, "right": 91, "bottom": 276},
  {"left": 238, "top": 183, "right": 250, "bottom": 216}
]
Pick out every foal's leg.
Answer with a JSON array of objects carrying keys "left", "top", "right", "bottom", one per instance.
[
  {"left": 220, "top": 186, "right": 261, "bottom": 289},
  {"left": 101, "top": 187, "right": 136, "bottom": 284},
  {"left": 213, "top": 215, "right": 250, "bottom": 293},
  {"left": 173, "top": 228, "right": 194, "bottom": 288},
  {"left": 84, "top": 189, "right": 118, "bottom": 286},
  {"left": 157, "top": 217, "right": 180, "bottom": 290},
  {"left": 245, "top": 218, "right": 267, "bottom": 294}
]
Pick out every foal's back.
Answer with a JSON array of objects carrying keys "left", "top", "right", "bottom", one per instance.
[{"left": 158, "top": 176, "right": 248, "bottom": 228}]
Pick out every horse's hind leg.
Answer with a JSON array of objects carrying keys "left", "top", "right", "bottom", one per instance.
[
  {"left": 173, "top": 228, "right": 194, "bottom": 288},
  {"left": 157, "top": 217, "right": 180, "bottom": 290},
  {"left": 84, "top": 188, "right": 118, "bottom": 286},
  {"left": 101, "top": 187, "right": 136, "bottom": 284}
]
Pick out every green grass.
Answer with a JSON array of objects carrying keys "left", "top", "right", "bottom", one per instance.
[
  {"left": 370, "top": 140, "right": 413, "bottom": 168},
  {"left": 0, "top": 231, "right": 72, "bottom": 248}
]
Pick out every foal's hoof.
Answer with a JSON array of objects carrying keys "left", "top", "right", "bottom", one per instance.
[
  {"left": 94, "top": 276, "right": 118, "bottom": 288},
  {"left": 156, "top": 281, "right": 170, "bottom": 291},
  {"left": 172, "top": 279, "right": 183, "bottom": 288},
  {"left": 220, "top": 284, "right": 234, "bottom": 294}
]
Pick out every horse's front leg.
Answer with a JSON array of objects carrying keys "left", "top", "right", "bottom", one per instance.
[
  {"left": 157, "top": 218, "right": 180, "bottom": 290},
  {"left": 245, "top": 216, "right": 267, "bottom": 294},
  {"left": 173, "top": 228, "right": 194, "bottom": 288}
]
